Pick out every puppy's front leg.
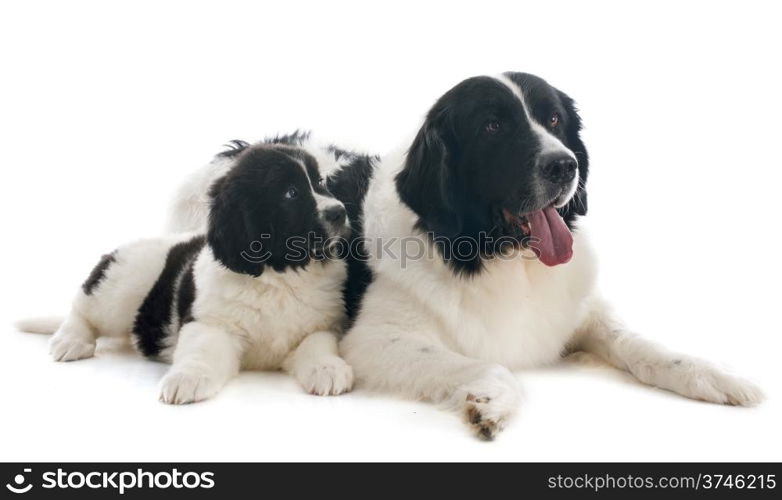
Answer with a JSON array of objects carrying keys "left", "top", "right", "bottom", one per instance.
[
  {"left": 159, "top": 322, "right": 243, "bottom": 405},
  {"left": 283, "top": 331, "right": 353, "bottom": 396},
  {"left": 570, "top": 298, "right": 764, "bottom": 406},
  {"left": 342, "top": 329, "right": 522, "bottom": 439}
]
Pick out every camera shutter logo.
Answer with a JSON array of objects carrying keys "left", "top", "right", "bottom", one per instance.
[{"left": 6, "top": 468, "right": 33, "bottom": 494}]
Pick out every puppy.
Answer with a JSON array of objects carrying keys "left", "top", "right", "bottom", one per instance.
[{"left": 17, "top": 143, "right": 354, "bottom": 403}]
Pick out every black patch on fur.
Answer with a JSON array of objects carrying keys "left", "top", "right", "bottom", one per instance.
[
  {"left": 133, "top": 236, "right": 205, "bottom": 358},
  {"left": 207, "top": 144, "right": 337, "bottom": 276},
  {"left": 395, "top": 72, "right": 589, "bottom": 275},
  {"left": 326, "top": 151, "right": 378, "bottom": 320},
  {"left": 82, "top": 251, "right": 116, "bottom": 295},
  {"left": 177, "top": 262, "right": 197, "bottom": 325}
]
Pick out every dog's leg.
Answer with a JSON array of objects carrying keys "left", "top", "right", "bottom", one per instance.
[
  {"left": 49, "top": 311, "right": 96, "bottom": 362},
  {"left": 283, "top": 331, "right": 353, "bottom": 396},
  {"left": 159, "top": 322, "right": 242, "bottom": 404},
  {"left": 341, "top": 328, "right": 522, "bottom": 440},
  {"left": 570, "top": 298, "right": 764, "bottom": 406}
]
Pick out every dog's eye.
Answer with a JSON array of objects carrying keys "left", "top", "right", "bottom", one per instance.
[
  {"left": 284, "top": 186, "right": 299, "bottom": 200},
  {"left": 484, "top": 120, "right": 501, "bottom": 134},
  {"left": 549, "top": 113, "right": 560, "bottom": 129}
]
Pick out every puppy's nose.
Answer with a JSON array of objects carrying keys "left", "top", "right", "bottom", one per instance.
[
  {"left": 540, "top": 153, "right": 577, "bottom": 184},
  {"left": 322, "top": 204, "right": 347, "bottom": 225}
]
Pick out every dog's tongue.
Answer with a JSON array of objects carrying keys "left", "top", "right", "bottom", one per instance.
[{"left": 528, "top": 206, "right": 573, "bottom": 266}]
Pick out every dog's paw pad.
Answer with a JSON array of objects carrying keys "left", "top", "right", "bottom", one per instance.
[
  {"left": 159, "top": 370, "right": 220, "bottom": 405},
  {"left": 49, "top": 337, "right": 95, "bottom": 362},
  {"left": 458, "top": 366, "right": 521, "bottom": 440},
  {"left": 298, "top": 358, "right": 354, "bottom": 396}
]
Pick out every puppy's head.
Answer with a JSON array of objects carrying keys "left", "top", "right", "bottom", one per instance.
[
  {"left": 396, "top": 72, "right": 588, "bottom": 271},
  {"left": 207, "top": 144, "right": 349, "bottom": 276}
]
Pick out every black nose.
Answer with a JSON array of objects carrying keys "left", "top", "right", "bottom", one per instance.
[
  {"left": 323, "top": 204, "right": 346, "bottom": 224},
  {"left": 540, "top": 153, "right": 577, "bottom": 184}
]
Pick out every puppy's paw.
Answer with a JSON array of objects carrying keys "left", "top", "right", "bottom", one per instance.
[
  {"left": 455, "top": 365, "right": 521, "bottom": 440},
  {"left": 159, "top": 369, "right": 222, "bottom": 405},
  {"left": 296, "top": 357, "right": 354, "bottom": 396},
  {"left": 49, "top": 335, "right": 95, "bottom": 362}
]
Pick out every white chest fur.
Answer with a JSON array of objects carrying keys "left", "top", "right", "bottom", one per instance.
[
  {"left": 361, "top": 156, "right": 599, "bottom": 369},
  {"left": 444, "top": 237, "right": 597, "bottom": 368},
  {"left": 192, "top": 251, "right": 347, "bottom": 370}
]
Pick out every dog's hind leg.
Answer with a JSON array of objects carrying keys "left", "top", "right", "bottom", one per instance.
[{"left": 48, "top": 310, "right": 97, "bottom": 362}]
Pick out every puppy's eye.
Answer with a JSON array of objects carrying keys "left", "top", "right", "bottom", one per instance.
[
  {"left": 484, "top": 120, "right": 501, "bottom": 134},
  {"left": 284, "top": 186, "right": 299, "bottom": 200},
  {"left": 549, "top": 113, "right": 560, "bottom": 129}
]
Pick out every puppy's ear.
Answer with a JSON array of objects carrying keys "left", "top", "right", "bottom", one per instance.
[
  {"left": 557, "top": 89, "right": 589, "bottom": 219},
  {"left": 207, "top": 176, "right": 266, "bottom": 277},
  {"left": 395, "top": 117, "right": 460, "bottom": 234}
]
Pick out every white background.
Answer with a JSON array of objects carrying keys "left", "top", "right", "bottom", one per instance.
[{"left": 1, "top": 0, "right": 780, "bottom": 462}]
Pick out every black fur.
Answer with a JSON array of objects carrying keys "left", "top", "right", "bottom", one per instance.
[
  {"left": 217, "top": 140, "right": 251, "bottom": 158},
  {"left": 82, "top": 252, "right": 116, "bottom": 295},
  {"left": 395, "top": 72, "right": 589, "bottom": 275},
  {"left": 176, "top": 263, "right": 197, "bottom": 325},
  {"left": 207, "top": 144, "right": 340, "bottom": 276},
  {"left": 217, "top": 131, "right": 311, "bottom": 159},
  {"left": 326, "top": 150, "right": 378, "bottom": 320},
  {"left": 132, "top": 235, "right": 205, "bottom": 358}
]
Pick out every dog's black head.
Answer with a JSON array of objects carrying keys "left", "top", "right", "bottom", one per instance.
[
  {"left": 207, "top": 144, "right": 349, "bottom": 276},
  {"left": 396, "top": 72, "right": 588, "bottom": 273}
]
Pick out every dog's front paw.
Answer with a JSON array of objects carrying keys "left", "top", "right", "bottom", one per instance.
[
  {"left": 49, "top": 335, "right": 95, "bottom": 362},
  {"left": 455, "top": 365, "right": 522, "bottom": 440},
  {"left": 296, "top": 357, "right": 354, "bottom": 396},
  {"left": 677, "top": 361, "right": 764, "bottom": 406},
  {"left": 159, "top": 369, "right": 222, "bottom": 405},
  {"left": 631, "top": 357, "right": 764, "bottom": 407}
]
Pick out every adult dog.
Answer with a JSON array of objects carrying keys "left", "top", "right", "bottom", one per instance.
[{"left": 335, "top": 72, "right": 763, "bottom": 439}]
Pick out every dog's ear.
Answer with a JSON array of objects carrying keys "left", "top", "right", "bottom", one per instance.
[
  {"left": 557, "top": 89, "right": 589, "bottom": 220},
  {"left": 395, "top": 116, "right": 460, "bottom": 234},
  {"left": 207, "top": 175, "right": 266, "bottom": 277}
]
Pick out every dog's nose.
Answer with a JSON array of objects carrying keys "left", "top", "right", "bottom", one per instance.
[
  {"left": 540, "top": 153, "right": 577, "bottom": 185},
  {"left": 322, "top": 204, "right": 347, "bottom": 225}
]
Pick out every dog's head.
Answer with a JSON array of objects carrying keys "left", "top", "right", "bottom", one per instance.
[
  {"left": 396, "top": 72, "right": 588, "bottom": 273},
  {"left": 207, "top": 144, "right": 349, "bottom": 276}
]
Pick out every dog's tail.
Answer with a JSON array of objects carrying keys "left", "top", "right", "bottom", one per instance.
[{"left": 15, "top": 316, "right": 64, "bottom": 334}]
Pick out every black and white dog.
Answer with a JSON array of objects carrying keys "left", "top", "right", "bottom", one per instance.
[
  {"left": 18, "top": 143, "right": 354, "bottom": 403},
  {"left": 166, "top": 72, "right": 763, "bottom": 438}
]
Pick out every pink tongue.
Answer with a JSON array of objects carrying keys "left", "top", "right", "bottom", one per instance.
[{"left": 527, "top": 206, "right": 574, "bottom": 266}]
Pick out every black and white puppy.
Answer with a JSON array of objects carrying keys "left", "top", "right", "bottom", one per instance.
[
  {"left": 18, "top": 143, "right": 354, "bottom": 403},
  {"left": 333, "top": 72, "right": 763, "bottom": 439}
]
